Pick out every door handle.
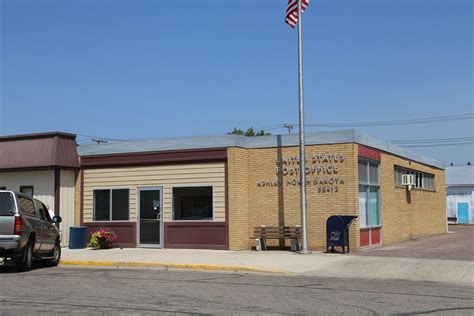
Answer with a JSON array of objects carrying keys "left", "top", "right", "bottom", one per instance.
[{"left": 157, "top": 213, "right": 161, "bottom": 220}]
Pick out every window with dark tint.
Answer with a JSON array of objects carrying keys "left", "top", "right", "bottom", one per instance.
[
  {"left": 93, "top": 189, "right": 129, "bottom": 221},
  {"left": 94, "top": 190, "right": 111, "bottom": 221},
  {"left": 173, "top": 187, "right": 213, "bottom": 220},
  {"left": 35, "top": 201, "right": 47, "bottom": 221},
  {"left": 20, "top": 186, "right": 34, "bottom": 198},
  {"left": 0, "top": 192, "right": 15, "bottom": 216},
  {"left": 112, "top": 189, "right": 129, "bottom": 220},
  {"left": 18, "top": 196, "right": 37, "bottom": 217},
  {"left": 42, "top": 203, "right": 53, "bottom": 222}
]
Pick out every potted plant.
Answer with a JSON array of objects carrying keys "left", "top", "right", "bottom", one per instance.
[{"left": 89, "top": 228, "right": 118, "bottom": 249}]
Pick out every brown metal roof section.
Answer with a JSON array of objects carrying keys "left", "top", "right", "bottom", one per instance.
[
  {"left": 80, "top": 148, "right": 227, "bottom": 168},
  {"left": 0, "top": 132, "right": 80, "bottom": 171}
]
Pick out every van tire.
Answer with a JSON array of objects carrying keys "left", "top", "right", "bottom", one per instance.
[
  {"left": 44, "top": 240, "right": 61, "bottom": 267},
  {"left": 16, "top": 240, "right": 33, "bottom": 272}
]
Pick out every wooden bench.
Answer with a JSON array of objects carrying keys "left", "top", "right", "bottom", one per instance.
[
  {"left": 447, "top": 217, "right": 458, "bottom": 224},
  {"left": 254, "top": 225, "right": 302, "bottom": 251}
]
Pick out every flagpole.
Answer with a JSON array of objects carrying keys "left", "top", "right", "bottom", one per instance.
[{"left": 297, "top": 0, "right": 310, "bottom": 254}]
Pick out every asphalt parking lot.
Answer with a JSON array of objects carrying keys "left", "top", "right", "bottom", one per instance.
[
  {"left": 0, "top": 267, "right": 473, "bottom": 315},
  {"left": 355, "top": 225, "right": 474, "bottom": 261}
]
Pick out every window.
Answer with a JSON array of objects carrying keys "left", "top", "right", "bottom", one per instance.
[
  {"left": 359, "top": 160, "right": 380, "bottom": 228},
  {"left": 42, "top": 203, "right": 53, "bottom": 222},
  {"left": 173, "top": 186, "right": 213, "bottom": 220},
  {"left": 35, "top": 201, "right": 47, "bottom": 221},
  {"left": 394, "top": 166, "right": 435, "bottom": 190},
  {"left": 34, "top": 200, "right": 52, "bottom": 222},
  {"left": 0, "top": 192, "right": 15, "bottom": 216},
  {"left": 20, "top": 186, "right": 34, "bottom": 197},
  {"left": 93, "top": 189, "right": 129, "bottom": 221},
  {"left": 18, "top": 196, "right": 37, "bottom": 217}
]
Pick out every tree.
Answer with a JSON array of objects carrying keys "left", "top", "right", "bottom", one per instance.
[{"left": 228, "top": 127, "right": 271, "bottom": 137}]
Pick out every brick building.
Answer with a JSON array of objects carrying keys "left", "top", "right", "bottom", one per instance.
[{"left": 74, "top": 130, "right": 447, "bottom": 251}]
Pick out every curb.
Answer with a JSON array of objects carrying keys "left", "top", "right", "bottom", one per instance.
[{"left": 59, "top": 260, "right": 290, "bottom": 275}]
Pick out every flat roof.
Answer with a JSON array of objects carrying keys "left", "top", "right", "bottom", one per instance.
[{"left": 77, "top": 130, "right": 444, "bottom": 169}]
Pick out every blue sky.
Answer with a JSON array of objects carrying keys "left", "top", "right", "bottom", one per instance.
[{"left": 1, "top": 0, "right": 472, "bottom": 164}]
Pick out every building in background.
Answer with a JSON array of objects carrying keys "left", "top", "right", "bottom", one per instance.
[
  {"left": 0, "top": 132, "right": 80, "bottom": 244},
  {"left": 446, "top": 165, "right": 474, "bottom": 224}
]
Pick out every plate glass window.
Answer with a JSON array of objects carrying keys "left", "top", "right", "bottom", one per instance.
[
  {"left": 93, "top": 189, "right": 129, "bottom": 221},
  {"left": 173, "top": 186, "right": 213, "bottom": 220},
  {"left": 358, "top": 160, "right": 380, "bottom": 228}
]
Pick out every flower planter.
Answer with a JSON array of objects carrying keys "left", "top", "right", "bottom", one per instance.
[{"left": 89, "top": 228, "right": 118, "bottom": 249}]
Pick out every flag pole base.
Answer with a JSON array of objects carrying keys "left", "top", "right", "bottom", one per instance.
[{"left": 297, "top": 249, "right": 312, "bottom": 255}]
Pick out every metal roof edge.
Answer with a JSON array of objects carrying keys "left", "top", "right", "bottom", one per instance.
[
  {"left": 77, "top": 130, "right": 443, "bottom": 169},
  {"left": 351, "top": 130, "right": 444, "bottom": 169},
  {"left": 0, "top": 131, "right": 77, "bottom": 142}
]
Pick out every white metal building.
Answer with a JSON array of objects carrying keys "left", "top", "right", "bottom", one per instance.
[{"left": 446, "top": 165, "right": 474, "bottom": 224}]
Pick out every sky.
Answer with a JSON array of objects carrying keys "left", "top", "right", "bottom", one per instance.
[{"left": 0, "top": 0, "right": 472, "bottom": 165}]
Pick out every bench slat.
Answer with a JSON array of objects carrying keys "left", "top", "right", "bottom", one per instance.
[{"left": 254, "top": 225, "right": 302, "bottom": 239}]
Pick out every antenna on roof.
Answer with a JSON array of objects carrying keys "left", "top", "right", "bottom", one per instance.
[{"left": 92, "top": 138, "right": 108, "bottom": 144}]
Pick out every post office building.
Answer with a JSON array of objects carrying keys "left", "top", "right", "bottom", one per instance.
[{"left": 75, "top": 130, "right": 447, "bottom": 251}]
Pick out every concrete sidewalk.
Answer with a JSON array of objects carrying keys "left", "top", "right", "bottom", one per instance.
[{"left": 61, "top": 248, "right": 474, "bottom": 286}]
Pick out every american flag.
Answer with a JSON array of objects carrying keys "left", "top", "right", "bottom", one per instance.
[{"left": 285, "top": 0, "right": 309, "bottom": 28}]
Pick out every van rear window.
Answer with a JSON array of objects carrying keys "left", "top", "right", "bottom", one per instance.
[{"left": 0, "top": 192, "right": 15, "bottom": 216}]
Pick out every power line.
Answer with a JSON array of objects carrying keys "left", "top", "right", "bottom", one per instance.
[
  {"left": 389, "top": 136, "right": 473, "bottom": 143},
  {"left": 251, "top": 113, "right": 473, "bottom": 133},
  {"left": 76, "top": 134, "right": 127, "bottom": 142},
  {"left": 305, "top": 113, "right": 474, "bottom": 128},
  {"left": 399, "top": 141, "right": 474, "bottom": 148},
  {"left": 74, "top": 113, "right": 474, "bottom": 144},
  {"left": 388, "top": 136, "right": 474, "bottom": 148},
  {"left": 389, "top": 137, "right": 474, "bottom": 144}
]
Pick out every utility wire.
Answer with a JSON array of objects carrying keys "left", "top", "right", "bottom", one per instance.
[
  {"left": 76, "top": 134, "right": 127, "bottom": 142},
  {"left": 256, "top": 113, "right": 473, "bottom": 130},
  {"left": 399, "top": 141, "right": 474, "bottom": 148},
  {"left": 389, "top": 136, "right": 474, "bottom": 143},
  {"left": 74, "top": 113, "right": 474, "bottom": 144},
  {"left": 304, "top": 113, "right": 473, "bottom": 128}
]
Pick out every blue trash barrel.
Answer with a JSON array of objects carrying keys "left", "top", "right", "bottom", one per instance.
[{"left": 69, "top": 226, "right": 88, "bottom": 249}]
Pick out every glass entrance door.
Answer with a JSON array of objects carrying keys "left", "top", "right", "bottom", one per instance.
[{"left": 138, "top": 187, "right": 163, "bottom": 247}]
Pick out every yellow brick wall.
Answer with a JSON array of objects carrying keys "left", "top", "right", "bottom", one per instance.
[
  {"left": 379, "top": 153, "right": 447, "bottom": 245},
  {"left": 227, "top": 143, "right": 446, "bottom": 251},
  {"left": 227, "top": 143, "right": 359, "bottom": 251},
  {"left": 227, "top": 148, "right": 250, "bottom": 250}
]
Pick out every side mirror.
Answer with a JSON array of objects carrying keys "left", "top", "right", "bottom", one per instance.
[{"left": 53, "top": 216, "right": 62, "bottom": 224}]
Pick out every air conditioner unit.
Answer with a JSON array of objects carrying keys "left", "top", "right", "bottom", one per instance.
[{"left": 402, "top": 174, "right": 415, "bottom": 190}]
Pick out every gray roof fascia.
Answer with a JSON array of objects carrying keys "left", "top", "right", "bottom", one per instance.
[{"left": 77, "top": 130, "right": 444, "bottom": 169}]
